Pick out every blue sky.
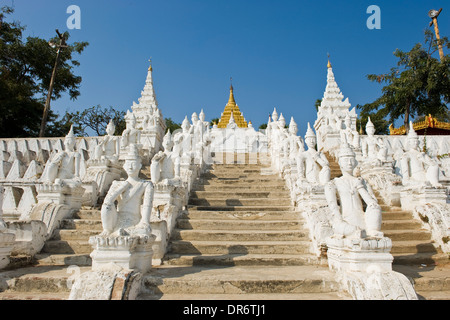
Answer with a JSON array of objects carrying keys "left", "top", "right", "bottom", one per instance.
[{"left": 5, "top": 0, "right": 449, "bottom": 136}]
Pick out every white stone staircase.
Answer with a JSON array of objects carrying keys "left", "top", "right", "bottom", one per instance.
[{"left": 137, "top": 157, "right": 351, "bottom": 300}]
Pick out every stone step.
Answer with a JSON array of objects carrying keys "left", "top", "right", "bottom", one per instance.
[
  {"left": 380, "top": 204, "right": 405, "bottom": 211},
  {"left": 60, "top": 219, "right": 103, "bottom": 231},
  {"left": 208, "top": 168, "right": 273, "bottom": 174},
  {"left": 414, "top": 272, "right": 450, "bottom": 293},
  {"left": 34, "top": 253, "right": 92, "bottom": 266},
  {"left": 140, "top": 265, "right": 344, "bottom": 297},
  {"left": 0, "top": 266, "right": 89, "bottom": 295},
  {"left": 193, "top": 184, "right": 288, "bottom": 191},
  {"left": 381, "top": 219, "right": 423, "bottom": 230},
  {"left": 195, "top": 178, "right": 287, "bottom": 185},
  {"left": 74, "top": 209, "right": 101, "bottom": 220},
  {"left": 182, "top": 210, "right": 301, "bottom": 221},
  {"left": 208, "top": 167, "right": 273, "bottom": 172},
  {"left": 398, "top": 265, "right": 450, "bottom": 300},
  {"left": 188, "top": 198, "right": 291, "bottom": 207},
  {"left": 138, "top": 292, "right": 351, "bottom": 300},
  {"left": 169, "top": 240, "right": 312, "bottom": 255},
  {"left": 393, "top": 252, "right": 449, "bottom": 266},
  {"left": 190, "top": 191, "right": 290, "bottom": 199},
  {"left": 52, "top": 229, "right": 100, "bottom": 241},
  {"left": 188, "top": 205, "right": 294, "bottom": 212},
  {"left": 162, "top": 254, "right": 320, "bottom": 267},
  {"left": 416, "top": 291, "right": 450, "bottom": 300},
  {"left": 390, "top": 240, "right": 441, "bottom": 254},
  {"left": 382, "top": 211, "right": 416, "bottom": 220},
  {"left": 201, "top": 172, "right": 280, "bottom": 179},
  {"left": 211, "top": 162, "right": 271, "bottom": 167},
  {"left": 211, "top": 163, "right": 271, "bottom": 168},
  {"left": 171, "top": 229, "right": 308, "bottom": 242},
  {"left": 176, "top": 219, "right": 303, "bottom": 230},
  {"left": 0, "top": 291, "right": 70, "bottom": 300},
  {"left": 383, "top": 229, "right": 431, "bottom": 241},
  {"left": 42, "top": 240, "right": 92, "bottom": 254}
]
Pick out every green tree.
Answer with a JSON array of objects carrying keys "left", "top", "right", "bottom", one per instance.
[
  {"left": 58, "top": 105, "right": 126, "bottom": 137},
  {"left": 210, "top": 118, "right": 220, "bottom": 127},
  {"left": 0, "top": 6, "right": 89, "bottom": 138},
  {"left": 355, "top": 105, "right": 390, "bottom": 135},
  {"left": 165, "top": 118, "right": 181, "bottom": 133},
  {"left": 44, "top": 111, "right": 84, "bottom": 137},
  {"left": 315, "top": 99, "right": 322, "bottom": 112},
  {"left": 359, "top": 30, "right": 450, "bottom": 133}
]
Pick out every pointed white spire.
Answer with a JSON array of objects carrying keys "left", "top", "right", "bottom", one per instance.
[
  {"left": 138, "top": 59, "right": 158, "bottom": 108},
  {"left": 199, "top": 109, "right": 205, "bottom": 122},
  {"left": 182, "top": 116, "right": 190, "bottom": 130},
  {"left": 278, "top": 113, "right": 286, "bottom": 127},
  {"left": 106, "top": 119, "right": 116, "bottom": 135},
  {"left": 289, "top": 117, "right": 298, "bottom": 134},
  {"left": 305, "top": 122, "right": 316, "bottom": 138},
  {"left": 163, "top": 129, "right": 172, "bottom": 142},
  {"left": 320, "top": 58, "right": 351, "bottom": 111},
  {"left": 229, "top": 111, "right": 236, "bottom": 124},
  {"left": 407, "top": 121, "right": 418, "bottom": 139},
  {"left": 290, "top": 116, "right": 296, "bottom": 126},
  {"left": 272, "top": 108, "right": 278, "bottom": 122},
  {"left": 366, "top": 117, "right": 374, "bottom": 129},
  {"left": 66, "top": 125, "right": 75, "bottom": 139}
]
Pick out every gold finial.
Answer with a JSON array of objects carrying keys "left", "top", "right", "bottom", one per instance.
[
  {"left": 148, "top": 58, "right": 153, "bottom": 71},
  {"left": 327, "top": 53, "right": 332, "bottom": 68},
  {"left": 227, "top": 77, "right": 236, "bottom": 105}
]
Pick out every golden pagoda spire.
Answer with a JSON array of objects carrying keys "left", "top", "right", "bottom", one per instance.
[
  {"left": 228, "top": 78, "right": 236, "bottom": 106},
  {"left": 217, "top": 79, "right": 248, "bottom": 128}
]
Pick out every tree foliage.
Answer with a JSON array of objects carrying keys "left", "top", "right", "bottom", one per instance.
[
  {"left": 356, "top": 104, "right": 390, "bottom": 135},
  {"left": 259, "top": 123, "right": 267, "bottom": 130},
  {"left": 57, "top": 105, "right": 126, "bottom": 137},
  {"left": 358, "top": 29, "right": 450, "bottom": 133},
  {"left": 0, "top": 6, "right": 89, "bottom": 138},
  {"left": 209, "top": 118, "right": 220, "bottom": 127},
  {"left": 165, "top": 117, "right": 181, "bottom": 133}
]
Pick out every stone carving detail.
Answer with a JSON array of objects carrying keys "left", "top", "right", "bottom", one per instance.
[
  {"left": 340, "top": 113, "right": 361, "bottom": 152},
  {"left": 398, "top": 122, "right": 442, "bottom": 188},
  {"left": 84, "top": 121, "right": 122, "bottom": 203},
  {"left": 93, "top": 120, "right": 120, "bottom": 162},
  {"left": 361, "top": 117, "right": 389, "bottom": 165},
  {"left": 0, "top": 186, "right": 15, "bottom": 269},
  {"left": 150, "top": 130, "right": 182, "bottom": 187},
  {"left": 121, "top": 111, "right": 141, "bottom": 154},
  {"left": 322, "top": 141, "right": 417, "bottom": 300},
  {"left": 314, "top": 61, "right": 357, "bottom": 153},
  {"left": 40, "top": 126, "right": 82, "bottom": 189},
  {"left": 30, "top": 127, "right": 86, "bottom": 238},
  {"left": 413, "top": 203, "right": 450, "bottom": 254},
  {"left": 324, "top": 141, "right": 383, "bottom": 239},
  {"left": 99, "top": 145, "right": 153, "bottom": 237},
  {"left": 89, "top": 144, "right": 156, "bottom": 274},
  {"left": 297, "top": 123, "right": 330, "bottom": 187}
]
